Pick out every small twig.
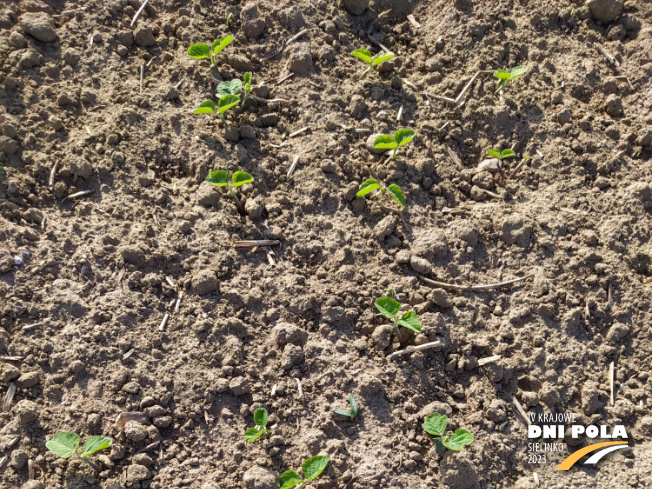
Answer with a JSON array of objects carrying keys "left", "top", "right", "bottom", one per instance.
[
  {"left": 131, "top": 0, "right": 149, "bottom": 28},
  {"left": 276, "top": 73, "right": 295, "bottom": 85},
  {"left": 609, "top": 361, "right": 615, "bottom": 406},
  {"left": 122, "top": 349, "right": 134, "bottom": 361},
  {"left": 234, "top": 240, "right": 280, "bottom": 248},
  {"left": 21, "top": 322, "right": 41, "bottom": 331},
  {"left": 509, "top": 156, "right": 528, "bottom": 179},
  {"left": 289, "top": 126, "right": 309, "bottom": 138},
  {"left": 445, "top": 146, "right": 463, "bottom": 169},
  {"left": 419, "top": 274, "right": 534, "bottom": 292},
  {"left": 3, "top": 383, "right": 17, "bottom": 412},
  {"left": 271, "top": 384, "right": 278, "bottom": 396},
  {"left": 265, "top": 246, "right": 276, "bottom": 265},
  {"left": 0, "top": 356, "right": 24, "bottom": 361},
  {"left": 512, "top": 396, "right": 532, "bottom": 426},
  {"left": 250, "top": 95, "right": 288, "bottom": 104},
  {"left": 62, "top": 189, "right": 94, "bottom": 202},
  {"left": 387, "top": 340, "right": 441, "bottom": 359},
  {"left": 174, "top": 79, "right": 184, "bottom": 90},
  {"left": 262, "top": 29, "right": 308, "bottom": 61},
  {"left": 477, "top": 355, "right": 502, "bottom": 367},
  {"left": 481, "top": 188, "right": 503, "bottom": 200},
  {"left": 287, "top": 155, "right": 300, "bottom": 178},
  {"left": 49, "top": 161, "right": 58, "bottom": 187},
  {"left": 406, "top": 14, "right": 421, "bottom": 29},
  {"left": 158, "top": 313, "right": 169, "bottom": 332},
  {"left": 54, "top": 7, "right": 88, "bottom": 16},
  {"left": 173, "top": 292, "right": 183, "bottom": 314},
  {"left": 135, "top": 441, "right": 160, "bottom": 455},
  {"left": 397, "top": 105, "right": 404, "bottom": 121},
  {"left": 140, "top": 64, "right": 144, "bottom": 94},
  {"left": 368, "top": 10, "right": 391, "bottom": 35},
  {"left": 0, "top": 456, "right": 8, "bottom": 469},
  {"left": 296, "top": 378, "right": 303, "bottom": 399},
  {"left": 596, "top": 44, "right": 619, "bottom": 67}
]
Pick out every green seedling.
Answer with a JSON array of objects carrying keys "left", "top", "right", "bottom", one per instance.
[
  {"left": 46, "top": 432, "right": 112, "bottom": 472},
  {"left": 193, "top": 94, "right": 241, "bottom": 123},
  {"left": 206, "top": 170, "right": 253, "bottom": 215},
  {"left": 493, "top": 66, "right": 527, "bottom": 93},
  {"left": 422, "top": 413, "right": 474, "bottom": 454},
  {"left": 351, "top": 49, "right": 395, "bottom": 79},
  {"left": 244, "top": 408, "right": 269, "bottom": 443},
  {"left": 375, "top": 296, "right": 420, "bottom": 345},
  {"left": 241, "top": 72, "right": 254, "bottom": 104},
  {"left": 188, "top": 36, "right": 234, "bottom": 68},
  {"left": 226, "top": 12, "right": 233, "bottom": 28},
  {"left": 374, "top": 128, "right": 415, "bottom": 159},
  {"left": 333, "top": 395, "right": 358, "bottom": 420},
  {"left": 280, "top": 455, "right": 330, "bottom": 489},
  {"left": 486, "top": 148, "right": 528, "bottom": 184},
  {"left": 357, "top": 179, "right": 406, "bottom": 210}
]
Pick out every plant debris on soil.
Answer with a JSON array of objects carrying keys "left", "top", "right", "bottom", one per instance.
[{"left": 1, "top": 0, "right": 652, "bottom": 488}]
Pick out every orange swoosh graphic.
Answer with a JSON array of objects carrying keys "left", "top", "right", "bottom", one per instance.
[{"left": 556, "top": 441, "right": 628, "bottom": 470}]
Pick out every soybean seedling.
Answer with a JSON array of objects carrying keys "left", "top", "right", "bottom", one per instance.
[
  {"left": 351, "top": 49, "right": 395, "bottom": 79},
  {"left": 244, "top": 408, "right": 269, "bottom": 443},
  {"left": 375, "top": 296, "right": 420, "bottom": 345},
  {"left": 486, "top": 148, "right": 528, "bottom": 184},
  {"left": 493, "top": 66, "right": 527, "bottom": 94},
  {"left": 206, "top": 170, "right": 253, "bottom": 215},
  {"left": 188, "top": 36, "right": 234, "bottom": 68},
  {"left": 46, "top": 432, "right": 112, "bottom": 472},
  {"left": 280, "top": 455, "right": 330, "bottom": 489},
  {"left": 374, "top": 128, "right": 415, "bottom": 159},
  {"left": 194, "top": 93, "right": 240, "bottom": 123},
  {"left": 422, "top": 413, "right": 474, "bottom": 454},
  {"left": 357, "top": 179, "right": 406, "bottom": 210},
  {"left": 333, "top": 395, "right": 358, "bottom": 420}
]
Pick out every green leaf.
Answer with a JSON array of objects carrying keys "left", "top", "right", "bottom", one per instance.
[
  {"left": 193, "top": 100, "right": 216, "bottom": 114},
  {"left": 80, "top": 436, "right": 112, "bottom": 458},
  {"left": 302, "top": 455, "right": 329, "bottom": 481},
  {"left": 243, "top": 72, "right": 252, "bottom": 84},
  {"left": 244, "top": 427, "right": 263, "bottom": 443},
  {"left": 188, "top": 43, "right": 211, "bottom": 59},
  {"left": 357, "top": 179, "right": 380, "bottom": 197},
  {"left": 500, "top": 149, "right": 516, "bottom": 159},
  {"left": 212, "top": 36, "right": 234, "bottom": 55},
  {"left": 486, "top": 149, "right": 500, "bottom": 159},
  {"left": 375, "top": 296, "right": 401, "bottom": 319},
  {"left": 374, "top": 135, "right": 397, "bottom": 150},
  {"left": 351, "top": 49, "right": 372, "bottom": 64},
  {"left": 398, "top": 310, "right": 420, "bottom": 332},
  {"left": 423, "top": 413, "right": 447, "bottom": 436},
  {"left": 333, "top": 408, "right": 353, "bottom": 418},
  {"left": 232, "top": 171, "right": 253, "bottom": 187},
  {"left": 507, "top": 66, "right": 527, "bottom": 79},
  {"left": 254, "top": 408, "right": 268, "bottom": 428},
  {"left": 217, "top": 79, "right": 243, "bottom": 97},
  {"left": 217, "top": 94, "right": 240, "bottom": 113},
  {"left": 443, "top": 429, "right": 474, "bottom": 451},
  {"left": 492, "top": 69, "right": 511, "bottom": 81},
  {"left": 348, "top": 395, "right": 358, "bottom": 419},
  {"left": 387, "top": 184, "right": 406, "bottom": 208},
  {"left": 394, "top": 128, "right": 415, "bottom": 147},
  {"left": 280, "top": 470, "right": 302, "bottom": 489},
  {"left": 434, "top": 438, "right": 444, "bottom": 454},
  {"left": 206, "top": 170, "right": 229, "bottom": 187},
  {"left": 372, "top": 52, "right": 395, "bottom": 66},
  {"left": 46, "top": 433, "right": 80, "bottom": 459}
]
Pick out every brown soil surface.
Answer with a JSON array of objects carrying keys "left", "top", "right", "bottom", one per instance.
[{"left": 1, "top": 0, "right": 652, "bottom": 488}]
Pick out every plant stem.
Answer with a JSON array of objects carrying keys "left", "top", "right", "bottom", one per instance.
[
  {"left": 360, "top": 66, "right": 373, "bottom": 80},
  {"left": 81, "top": 457, "right": 101, "bottom": 473},
  {"left": 231, "top": 193, "right": 246, "bottom": 215}
]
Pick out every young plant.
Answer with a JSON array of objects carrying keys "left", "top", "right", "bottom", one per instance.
[
  {"left": 357, "top": 179, "right": 406, "bottom": 210},
  {"left": 280, "top": 455, "right": 329, "bottom": 489},
  {"left": 244, "top": 408, "right": 269, "bottom": 443},
  {"left": 422, "top": 413, "right": 474, "bottom": 454},
  {"left": 351, "top": 49, "right": 395, "bottom": 79},
  {"left": 193, "top": 94, "right": 240, "bottom": 123},
  {"left": 206, "top": 170, "right": 253, "bottom": 215},
  {"left": 493, "top": 66, "right": 527, "bottom": 94},
  {"left": 241, "top": 72, "right": 254, "bottom": 105},
  {"left": 188, "top": 36, "right": 234, "bottom": 68},
  {"left": 486, "top": 148, "right": 528, "bottom": 184},
  {"left": 375, "top": 296, "right": 420, "bottom": 345},
  {"left": 46, "top": 432, "right": 112, "bottom": 472},
  {"left": 333, "top": 395, "right": 358, "bottom": 420},
  {"left": 374, "top": 129, "right": 415, "bottom": 159}
]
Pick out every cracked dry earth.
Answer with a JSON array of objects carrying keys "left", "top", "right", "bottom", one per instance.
[{"left": 1, "top": 0, "right": 652, "bottom": 488}]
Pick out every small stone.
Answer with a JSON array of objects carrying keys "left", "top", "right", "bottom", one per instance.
[
  {"left": 197, "top": 185, "right": 220, "bottom": 206},
  {"left": 70, "top": 157, "right": 93, "bottom": 178},
  {"left": 440, "top": 454, "right": 478, "bottom": 489},
  {"left": 0, "top": 364, "right": 20, "bottom": 383},
  {"left": 230, "top": 377, "right": 250, "bottom": 396},
  {"left": 557, "top": 108, "right": 571, "bottom": 124},
  {"left": 20, "top": 13, "right": 57, "bottom": 42},
  {"left": 604, "top": 94, "right": 623, "bottom": 117},
  {"left": 500, "top": 214, "right": 534, "bottom": 247},
  {"left": 63, "top": 48, "right": 81, "bottom": 66},
  {"left": 242, "top": 3, "right": 266, "bottom": 38},
  {"left": 350, "top": 95, "right": 367, "bottom": 118},
  {"left": 365, "top": 134, "right": 386, "bottom": 155},
  {"left": 581, "top": 381, "right": 604, "bottom": 415},
  {"left": 606, "top": 322, "right": 630, "bottom": 342},
  {"left": 409, "top": 256, "right": 434, "bottom": 275},
  {"left": 320, "top": 159, "right": 337, "bottom": 173},
  {"left": 116, "top": 31, "right": 134, "bottom": 47},
  {"left": 374, "top": 215, "right": 396, "bottom": 240},
  {"left": 134, "top": 26, "right": 156, "bottom": 47},
  {"left": 280, "top": 344, "right": 303, "bottom": 370},
  {"left": 240, "top": 125, "right": 256, "bottom": 139},
  {"left": 430, "top": 288, "right": 451, "bottom": 308},
  {"left": 10, "top": 450, "right": 28, "bottom": 469},
  {"left": 21, "top": 482, "right": 44, "bottom": 489},
  {"left": 286, "top": 44, "right": 312, "bottom": 74},
  {"left": 153, "top": 416, "right": 172, "bottom": 428},
  {"left": 342, "top": 0, "right": 369, "bottom": 16},
  {"left": 126, "top": 464, "right": 151, "bottom": 484},
  {"left": 16, "top": 371, "right": 40, "bottom": 388},
  {"left": 272, "top": 322, "right": 308, "bottom": 345},
  {"left": 133, "top": 453, "right": 154, "bottom": 467},
  {"left": 391, "top": 75, "right": 403, "bottom": 90},
  {"left": 0, "top": 136, "right": 18, "bottom": 155},
  {"left": 486, "top": 399, "right": 507, "bottom": 422},
  {"left": 124, "top": 421, "right": 148, "bottom": 442},
  {"left": 122, "top": 381, "right": 140, "bottom": 394},
  {"left": 229, "top": 55, "right": 252, "bottom": 72},
  {"left": 192, "top": 269, "right": 218, "bottom": 294},
  {"left": 224, "top": 126, "right": 240, "bottom": 142},
  {"left": 257, "top": 113, "right": 278, "bottom": 127},
  {"left": 606, "top": 23, "right": 626, "bottom": 41},
  {"left": 396, "top": 250, "right": 411, "bottom": 264},
  {"left": 7, "top": 31, "right": 27, "bottom": 49},
  {"left": 372, "top": 325, "right": 394, "bottom": 350},
  {"left": 637, "top": 130, "right": 652, "bottom": 147},
  {"left": 19, "top": 50, "right": 41, "bottom": 69},
  {"left": 243, "top": 465, "right": 278, "bottom": 489},
  {"left": 15, "top": 400, "right": 38, "bottom": 425},
  {"left": 245, "top": 199, "right": 263, "bottom": 219},
  {"left": 586, "top": 0, "right": 623, "bottom": 24}
]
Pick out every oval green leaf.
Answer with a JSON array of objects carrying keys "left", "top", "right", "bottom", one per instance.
[
  {"left": 493, "top": 69, "right": 511, "bottom": 81},
  {"left": 333, "top": 408, "right": 353, "bottom": 418},
  {"left": 375, "top": 296, "right": 401, "bottom": 319},
  {"left": 217, "top": 79, "right": 242, "bottom": 97},
  {"left": 243, "top": 72, "right": 252, "bottom": 84},
  {"left": 280, "top": 470, "right": 302, "bottom": 489},
  {"left": 387, "top": 184, "right": 406, "bottom": 208},
  {"left": 423, "top": 413, "right": 447, "bottom": 437},
  {"left": 217, "top": 94, "right": 240, "bottom": 113},
  {"left": 394, "top": 128, "right": 415, "bottom": 147},
  {"left": 212, "top": 36, "right": 234, "bottom": 54},
  {"left": 398, "top": 310, "right": 420, "bottom": 332},
  {"left": 46, "top": 432, "right": 80, "bottom": 459},
  {"left": 357, "top": 178, "right": 380, "bottom": 197},
  {"left": 500, "top": 149, "right": 516, "bottom": 159},
  {"left": 374, "top": 135, "right": 397, "bottom": 150},
  {"left": 254, "top": 408, "right": 268, "bottom": 428},
  {"left": 302, "top": 455, "right": 329, "bottom": 481},
  {"left": 188, "top": 43, "right": 211, "bottom": 59},
  {"left": 193, "top": 100, "right": 216, "bottom": 114},
  {"left": 232, "top": 171, "right": 253, "bottom": 187},
  {"left": 81, "top": 436, "right": 112, "bottom": 458},
  {"left": 348, "top": 395, "right": 358, "bottom": 418},
  {"left": 508, "top": 66, "right": 527, "bottom": 78},
  {"left": 486, "top": 149, "right": 500, "bottom": 158},
  {"left": 351, "top": 49, "right": 372, "bottom": 64},
  {"left": 244, "top": 427, "right": 263, "bottom": 443},
  {"left": 443, "top": 429, "right": 474, "bottom": 451},
  {"left": 206, "top": 170, "right": 229, "bottom": 187},
  {"left": 372, "top": 52, "right": 395, "bottom": 66}
]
